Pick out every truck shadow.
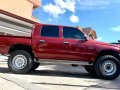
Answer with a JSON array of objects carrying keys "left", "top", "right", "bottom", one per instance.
[
  {"left": 29, "top": 70, "right": 98, "bottom": 79},
  {"left": 29, "top": 65, "right": 98, "bottom": 79},
  {"left": 0, "top": 65, "right": 97, "bottom": 79},
  {"left": 0, "top": 67, "right": 10, "bottom": 73},
  {"left": 0, "top": 66, "right": 120, "bottom": 90}
]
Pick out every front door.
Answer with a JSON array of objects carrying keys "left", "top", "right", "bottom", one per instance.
[{"left": 62, "top": 26, "right": 89, "bottom": 61}]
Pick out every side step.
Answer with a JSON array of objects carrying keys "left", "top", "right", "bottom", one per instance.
[{"left": 36, "top": 59, "right": 93, "bottom": 65}]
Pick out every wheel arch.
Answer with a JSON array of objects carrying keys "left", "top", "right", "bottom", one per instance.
[
  {"left": 96, "top": 50, "right": 120, "bottom": 61},
  {"left": 8, "top": 44, "right": 34, "bottom": 57}
]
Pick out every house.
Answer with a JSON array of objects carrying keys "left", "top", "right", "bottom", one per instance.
[
  {"left": 0, "top": 0, "right": 41, "bottom": 22},
  {"left": 0, "top": 0, "right": 41, "bottom": 36},
  {"left": 0, "top": 9, "right": 36, "bottom": 36},
  {"left": 76, "top": 26, "right": 97, "bottom": 39},
  {"left": 82, "top": 27, "right": 97, "bottom": 39}
]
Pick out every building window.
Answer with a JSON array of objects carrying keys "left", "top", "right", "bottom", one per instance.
[{"left": 89, "top": 34, "right": 94, "bottom": 39}]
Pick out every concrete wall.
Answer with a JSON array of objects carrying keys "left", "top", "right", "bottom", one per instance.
[{"left": 0, "top": 0, "right": 40, "bottom": 22}]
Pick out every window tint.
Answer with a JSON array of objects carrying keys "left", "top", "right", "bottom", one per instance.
[
  {"left": 63, "top": 27, "right": 84, "bottom": 39},
  {"left": 41, "top": 25, "right": 59, "bottom": 37}
]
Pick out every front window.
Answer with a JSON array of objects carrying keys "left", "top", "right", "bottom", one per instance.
[{"left": 63, "top": 27, "right": 84, "bottom": 39}]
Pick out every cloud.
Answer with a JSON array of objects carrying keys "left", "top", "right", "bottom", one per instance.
[
  {"left": 43, "top": 3, "right": 65, "bottom": 18},
  {"left": 42, "top": 0, "right": 76, "bottom": 18},
  {"left": 48, "top": 18, "right": 52, "bottom": 22},
  {"left": 76, "top": 0, "right": 110, "bottom": 10},
  {"left": 55, "top": 0, "right": 76, "bottom": 13},
  {"left": 76, "top": 0, "right": 120, "bottom": 10},
  {"left": 42, "top": 0, "right": 116, "bottom": 18},
  {"left": 111, "top": 25, "right": 120, "bottom": 32},
  {"left": 96, "top": 37, "right": 103, "bottom": 41},
  {"left": 42, "top": 0, "right": 120, "bottom": 21},
  {"left": 69, "top": 14, "right": 79, "bottom": 23},
  {"left": 78, "top": 0, "right": 110, "bottom": 6}
]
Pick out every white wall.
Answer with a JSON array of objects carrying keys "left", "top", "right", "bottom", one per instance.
[{"left": 0, "top": 13, "right": 33, "bottom": 36}]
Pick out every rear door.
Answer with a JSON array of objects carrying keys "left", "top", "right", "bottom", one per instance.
[{"left": 33, "top": 25, "right": 68, "bottom": 60}]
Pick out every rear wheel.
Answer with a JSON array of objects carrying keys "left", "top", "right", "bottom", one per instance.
[
  {"left": 94, "top": 55, "right": 120, "bottom": 80},
  {"left": 8, "top": 50, "right": 34, "bottom": 74}
]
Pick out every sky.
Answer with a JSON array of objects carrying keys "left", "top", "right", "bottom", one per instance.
[{"left": 33, "top": 0, "right": 120, "bottom": 43}]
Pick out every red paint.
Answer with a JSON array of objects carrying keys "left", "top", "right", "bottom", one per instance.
[{"left": 0, "top": 23, "right": 120, "bottom": 62}]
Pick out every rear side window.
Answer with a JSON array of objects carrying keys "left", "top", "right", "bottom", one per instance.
[
  {"left": 41, "top": 25, "right": 59, "bottom": 37},
  {"left": 63, "top": 27, "right": 84, "bottom": 39}
]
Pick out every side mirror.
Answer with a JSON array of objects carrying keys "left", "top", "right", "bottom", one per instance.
[
  {"left": 118, "top": 40, "right": 120, "bottom": 43},
  {"left": 82, "top": 36, "right": 88, "bottom": 41}
]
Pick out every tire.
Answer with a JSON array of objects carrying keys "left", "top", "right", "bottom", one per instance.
[
  {"left": 94, "top": 55, "right": 120, "bottom": 80},
  {"left": 84, "top": 65, "right": 95, "bottom": 74},
  {"left": 8, "top": 50, "right": 34, "bottom": 74},
  {"left": 30, "top": 62, "right": 40, "bottom": 71}
]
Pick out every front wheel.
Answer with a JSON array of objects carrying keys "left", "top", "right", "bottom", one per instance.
[
  {"left": 8, "top": 50, "right": 34, "bottom": 74},
  {"left": 94, "top": 55, "right": 120, "bottom": 80}
]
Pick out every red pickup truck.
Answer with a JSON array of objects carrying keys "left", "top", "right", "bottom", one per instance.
[{"left": 0, "top": 24, "right": 120, "bottom": 80}]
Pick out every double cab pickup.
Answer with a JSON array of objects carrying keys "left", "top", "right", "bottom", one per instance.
[{"left": 0, "top": 24, "right": 120, "bottom": 80}]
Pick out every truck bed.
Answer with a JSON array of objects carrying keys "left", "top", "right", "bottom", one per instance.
[{"left": 0, "top": 35, "right": 31, "bottom": 54}]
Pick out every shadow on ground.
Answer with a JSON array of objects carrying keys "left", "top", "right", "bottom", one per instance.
[
  {"left": 0, "top": 66, "right": 97, "bottom": 79},
  {"left": 29, "top": 70, "right": 98, "bottom": 79},
  {"left": 0, "top": 67, "right": 10, "bottom": 73},
  {"left": 0, "top": 66, "right": 120, "bottom": 90}
]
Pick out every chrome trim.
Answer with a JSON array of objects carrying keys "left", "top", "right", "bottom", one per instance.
[
  {"left": 64, "top": 42, "right": 69, "bottom": 44},
  {"left": 40, "top": 40, "right": 45, "bottom": 43},
  {"left": 12, "top": 55, "right": 27, "bottom": 70},
  {"left": 36, "top": 59, "right": 93, "bottom": 65},
  {"left": 100, "top": 60, "right": 116, "bottom": 76}
]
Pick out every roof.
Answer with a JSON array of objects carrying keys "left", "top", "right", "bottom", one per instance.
[
  {"left": 82, "top": 27, "right": 92, "bottom": 35},
  {"left": 82, "top": 27, "right": 97, "bottom": 39},
  {"left": 0, "top": 9, "right": 38, "bottom": 24},
  {"left": 28, "top": 0, "right": 41, "bottom": 8}
]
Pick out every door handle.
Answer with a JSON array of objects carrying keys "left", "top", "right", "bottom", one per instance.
[
  {"left": 64, "top": 42, "right": 69, "bottom": 44},
  {"left": 40, "top": 40, "right": 45, "bottom": 43}
]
